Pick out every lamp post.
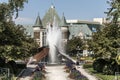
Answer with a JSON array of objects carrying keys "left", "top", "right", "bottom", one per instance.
[{"left": 76, "top": 46, "right": 80, "bottom": 58}]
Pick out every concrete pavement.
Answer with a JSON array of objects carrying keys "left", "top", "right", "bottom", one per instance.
[
  {"left": 77, "top": 66, "right": 98, "bottom": 80},
  {"left": 17, "top": 64, "right": 98, "bottom": 80}
]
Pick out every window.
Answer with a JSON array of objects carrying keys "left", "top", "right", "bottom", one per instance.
[{"left": 34, "top": 32, "right": 40, "bottom": 39}]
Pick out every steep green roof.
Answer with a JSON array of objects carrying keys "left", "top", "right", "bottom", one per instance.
[
  {"left": 60, "top": 13, "right": 67, "bottom": 27},
  {"left": 42, "top": 5, "right": 61, "bottom": 27},
  {"left": 69, "top": 24, "right": 92, "bottom": 39},
  {"left": 33, "top": 14, "right": 43, "bottom": 28}
]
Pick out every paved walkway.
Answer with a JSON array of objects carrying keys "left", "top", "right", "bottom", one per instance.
[
  {"left": 17, "top": 65, "right": 98, "bottom": 80},
  {"left": 45, "top": 65, "right": 73, "bottom": 80},
  {"left": 77, "top": 66, "right": 97, "bottom": 80}
]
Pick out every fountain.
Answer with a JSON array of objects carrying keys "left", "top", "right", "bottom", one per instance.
[
  {"left": 46, "top": 17, "right": 76, "bottom": 64},
  {"left": 46, "top": 17, "right": 64, "bottom": 63},
  {"left": 26, "top": 16, "right": 75, "bottom": 66}
]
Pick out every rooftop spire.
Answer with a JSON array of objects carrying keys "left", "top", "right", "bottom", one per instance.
[
  {"left": 33, "top": 13, "right": 43, "bottom": 28},
  {"left": 51, "top": 3, "right": 55, "bottom": 8},
  {"left": 60, "top": 13, "right": 67, "bottom": 26}
]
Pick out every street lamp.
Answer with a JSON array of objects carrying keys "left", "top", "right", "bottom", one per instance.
[{"left": 76, "top": 46, "right": 80, "bottom": 57}]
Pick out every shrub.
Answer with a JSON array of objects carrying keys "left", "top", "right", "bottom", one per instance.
[
  {"left": 0, "top": 57, "right": 5, "bottom": 67},
  {"left": 4, "top": 63, "right": 14, "bottom": 74},
  {"left": 93, "top": 58, "right": 107, "bottom": 72},
  {"left": 17, "top": 63, "right": 26, "bottom": 69},
  {"left": 7, "top": 60, "right": 18, "bottom": 74},
  {"left": 103, "top": 64, "right": 113, "bottom": 75},
  {"left": 93, "top": 58, "right": 120, "bottom": 75},
  {"left": 103, "top": 59, "right": 120, "bottom": 75}
]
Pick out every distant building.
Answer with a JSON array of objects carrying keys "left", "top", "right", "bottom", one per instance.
[
  {"left": 66, "top": 20, "right": 101, "bottom": 39},
  {"left": 24, "top": 5, "right": 101, "bottom": 47},
  {"left": 93, "top": 18, "right": 108, "bottom": 24}
]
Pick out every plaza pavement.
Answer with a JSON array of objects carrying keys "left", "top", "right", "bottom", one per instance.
[
  {"left": 45, "top": 65, "right": 73, "bottom": 80},
  {"left": 17, "top": 65, "right": 98, "bottom": 80}
]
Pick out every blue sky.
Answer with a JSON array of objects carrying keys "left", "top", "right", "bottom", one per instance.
[{"left": 0, "top": 0, "right": 109, "bottom": 24}]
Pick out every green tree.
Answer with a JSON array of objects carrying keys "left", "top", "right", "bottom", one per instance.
[
  {"left": 106, "top": 0, "right": 120, "bottom": 23},
  {"left": 89, "top": 0, "right": 120, "bottom": 59},
  {"left": 85, "top": 0, "right": 120, "bottom": 74},
  {"left": 91, "top": 23, "right": 120, "bottom": 59},
  {"left": 0, "top": 21, "right": 38, "bottom": 59},
  {"left": 91, "top": 23, "right": 120, "bottom": 74},
  {"left": 0, "top": 0, "right": 39, "bottom": 60},
  {"left": 66, "top": 37, "right": 83, "bottom": 56}
]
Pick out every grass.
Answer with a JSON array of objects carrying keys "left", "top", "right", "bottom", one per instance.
[
  {"left": 71, "top": 56, "right": 77, "bottom": 60},
  {"left": 83, "top": 63, "right": 118, "bottom": 80},
  {"left": 82, "top": 57, "right": 119, "bottom": 80},
  {"left": 95, "top": 73, "right": 116, "bottom": 80},
  {"left": 87, "top": 68, "right": 116, "bottom": 80},
  {"left": 80, "top": 56, "right": 120, "bottom": 80}
]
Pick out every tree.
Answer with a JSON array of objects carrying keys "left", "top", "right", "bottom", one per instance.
[
  {"left": 91, "top": 23, "right": 120, "bottom": 59},
  {"left": 90, "top": 0, "right": 120, "bottom": 74},
  {"left": 0, "top": 0, "right": 39, "bottom": 60},
  {"left": 66, "top": 37, "right": 83, "bottom": 56},
  {"left": 0, "top": 21, "right": 38, "bottom": 59},
  {"left": 88, "top": 0, "right": 120, "bottom": 59},
  {"left": 0, "top": 0, "right": 28, "bottom": 21},
  {"left": 106, "top": 0, "right": 120, "bottom": 23}
]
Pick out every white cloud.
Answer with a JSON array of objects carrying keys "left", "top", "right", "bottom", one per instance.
[{"left": 13, "top": 17, "right": 34, "bottom": 25}]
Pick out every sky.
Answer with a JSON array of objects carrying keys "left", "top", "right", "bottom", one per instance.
[{"left": 0, "top": 0, "right": 109, "bottom": 25}]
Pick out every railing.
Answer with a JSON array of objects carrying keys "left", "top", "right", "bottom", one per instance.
[
  {"left": 16, "top": 69, "right": 26, "bottom": 80},
  {"left": 115, "top": 72, "right": 120, "bottom": 80},
  {"left": 0, "top": 67, "right": 10, "bottom": 80}
]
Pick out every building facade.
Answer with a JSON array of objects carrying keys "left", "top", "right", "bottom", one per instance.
[
  {"left": 32, "top": 5, "right": 101, "bottom": 47},
  {"left": 93, "top": 18, "right": 109, "bottom": 24}
]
